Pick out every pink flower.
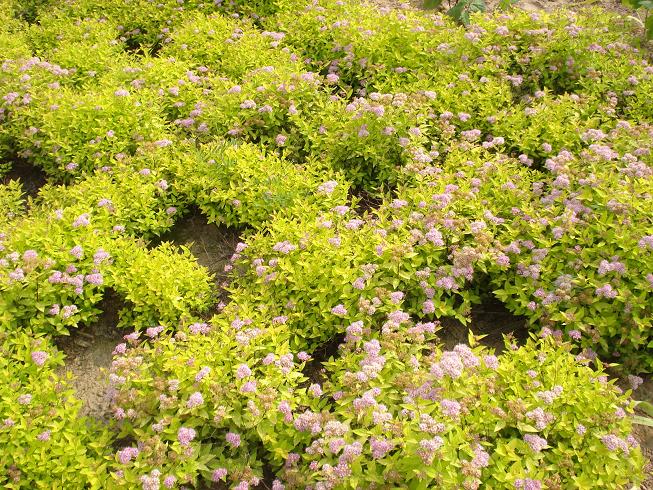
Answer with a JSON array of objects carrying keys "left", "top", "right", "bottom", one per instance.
[
  {"left": 236, "top": 364, "right": 251, "bottom": 379},
  {"left": 297, "top": 351, "right": 310, "bottom": 361},
  {"left": 595, "top": 284, "right": 617, "bottom": 299},
  {"left": 212, "top": 468, "right": 228, "bottom": 481},
  {"left": 317, "top": 180, "right": 338, "bottom": 195},
  {"left": 241, "top": 380, "right": 257, "bottom": 393},
  {"left": 483, "top": 355, "right": 499, "bottom": 369},
  {"left": 195, "top": 366, "right": 210, "bottom": 382},
  {"left": 308, "top": 384, "right": 323, "bottom": 397},
  {"left": 72, "top": 213, "right": 90, "bottom": 228},
  {"left": 422, "top": 300, "right": 435, "bottom": 314},
  {"left": 146, "top": 325, "right": 164, "bottom": 338},
  {"left": 177, "top": 427, "right": 196, "bottom": 446},
  {"left": 417, "top": 437, "right": 444, "bottom": 463},
  {"left": 524, "top": 434, "right": 548, "bottom": 452},
  {"left": 515, "top": 479, "right": 542, "bottom": 490},
  {"left": 226, "top": 432, "right": 241, "bottom": 448},
  {"left": 117, "top": 446, "right": 139, "bottom": 464},
  {"left": 370, "top": 437, "right": 393, "bottom": 459},
  {"left": 628, "top": 375, "right": 644, "bottom": 390},
  {"left": 22, "top": 250, "right": 38, "bottom": 261},
  {"left": 331, "top": 304, "right": 347, "bottom": 316},
  {"left": 187, "top": 392, "right": 204, "bottom": 408},
  {"left": 37, "top": 430, "right": 51, "bottom": 441},
  {"left": 440, "top": 399, "right": 461, "bottom": 418},
  {"left": 31, "top": 351, "right": 48, "bottom": 366},
  {"left": 389, "top": 291, "right": 404, "bottom": 304},
  {"left": 18, "top": 394, "right": 32, "bottom": 405}
]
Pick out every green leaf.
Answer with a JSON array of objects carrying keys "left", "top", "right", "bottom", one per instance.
[
  {"left": 424, "top": 0, "right": 444, "bottom": 8},
  {"left": 498, "top": 0, "right": 518, "bottom": 9},
  {"left": 646, "top": 13, "right": 653, "bottom": 40},
  {"left": 632, "top": 415, "right": 653, "bottom": 427},
  {"left": 635, "top": 400, "right": 653, "bottom": 417},
  {"left": 447, "top": 0, "right": 486, "bottom": 25}
]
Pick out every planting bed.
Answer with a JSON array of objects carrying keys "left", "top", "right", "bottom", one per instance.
[{"left": 0, "top": 0, "right": 652, "bottom": 488}]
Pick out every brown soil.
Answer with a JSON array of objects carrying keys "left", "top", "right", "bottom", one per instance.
[
  {"left": 154, "top": 210, "right": 243, "bottom": 304},
  {"left": 55, "top": 292, "right": 126, "bottom": 420},
  {"left": 439, "top": 298, "right": 530, "bottom": 352}
]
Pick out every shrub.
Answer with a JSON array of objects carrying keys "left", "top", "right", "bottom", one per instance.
[
  {"left": 278, "top": 329, "right": 646, "bottom": 489},
  {"left": 25, "top": 15, "right": 130, "bottom": 86},
  {"left": 0, "top": 181, "right": 25, "bottom": 226},
  {"left": 0, "top": 163, "right": 184, "bottom": 336},
  {"left": 390, "top": 141, "right": 653, "bottom": 371},
  {"left": 292, "top": 91, "right": 432, "bottom": 190},
  {"left": 107, "top": 239, "right": 215, "bottom": 329},
  {"left": 9, "top": 84, "right": 169, "bottom": 178},
  {"left": 162, "top": 140, "right": 350, "bottom": 228},
  {"left": 195, "top": 66, "right": 330, "bottom": 151},
  {"left": 0, "top": 331, "right": 112, "bottom": 488},
  {"left": 98, "top": 56, "right": 213, "bottom": 123},
  {"left": 36, "top": 164, "right": 181, "bottom": 238},
  {"left": 0, "top": 211, "right": 110, "bottom": 336},
  {"left": 159, "top": 13, "right": 300, "bottom": 79},
  {"left": 108, "top": 314, "right": 308, "bottom": 488}
]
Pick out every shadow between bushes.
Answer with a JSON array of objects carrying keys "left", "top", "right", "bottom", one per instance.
[
  {"left": 438, "top": 297, "right": 530, "bottom": 353},
  {"left": 2, "top": 157, "right": 47, "bottom": 200}
]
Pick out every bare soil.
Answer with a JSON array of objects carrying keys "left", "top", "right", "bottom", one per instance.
[
  {"left": 153, "top": 209, "right": 243, "bottom": 306},
  {"left": 55, "top": 292, "right": 126, "bottom": 420}
]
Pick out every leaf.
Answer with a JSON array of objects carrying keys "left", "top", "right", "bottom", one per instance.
[
  {"left": 635, "top": 400, "right": 653, "bottom": 417},
  {"left": 646, "top": 13, "right": 653, "bottom": 40},
  {"left": 447, "top": 0, "right": 486, "bottom": 25},
  {"left": 424, "top": 0, "right": 444, "bottom": 8},
  {"left": 498, "top": 0, "right": 518, "bottom": 9},
  {"left": 632, "top": 415, "right": 653, "bottom": 427}
]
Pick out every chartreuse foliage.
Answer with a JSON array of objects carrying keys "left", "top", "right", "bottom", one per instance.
[
  {"left": 0, "top": 0, "right": 650, "bottom": 488},
  {"left": 160, "top": 141, "right": 350, "bottom": 228},
  {"left": 0, "top": 331, "right": 112, "bottom": 488}
]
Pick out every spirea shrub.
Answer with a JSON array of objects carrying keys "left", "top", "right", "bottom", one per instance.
[
  {"left": 0, "top": 331, "right": 112, "bottom": 488},
  {"left": 162, "top": 141, "right": 350, "bottom": 228},
  {"left": 0, "top": 161, "right": 192, "bottom": 335},
  {"left": 278, "top": 329, "right": 645, "bottom": 489},
  {"left": 108, "top": 313, "right": 310, "bottom": 488},
  {"left": 159, "top": 13, "right": 302, "bottom": 79},
  {"left": 36, "top": 164, "right": 182, "bottom": 238},
  {"left": 108, "top": 311, "right": 645, "bottom": 488},
  {"left": 107, "top": 239, "right": 215, "bottom": 329},
  {"left": 25, "top": 14, "right": 130, "bottom": 86},
  {"left": 389, "top": 141, "right": 652, "bottom": 371},
  {"left": 0, "top": 210, "right": 111, "bottom": 335},
  {"left": 99, "top": 56, "right": 213, "bottom": 123},
  {"left": 0, "top": 0, "right": 651, "bottom": 488},
  {"left": 0, "top": 181, "right": 25, "bottom": 226},
  {"left": 8, "top": 84, "right": 169, "bottom": 179}
]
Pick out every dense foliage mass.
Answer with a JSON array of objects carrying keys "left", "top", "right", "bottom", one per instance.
[{"left": 0, "top": 0, "right": 650, "bottom": 487}]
